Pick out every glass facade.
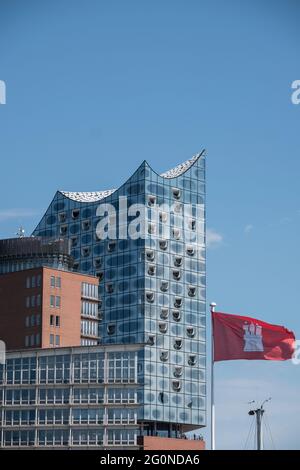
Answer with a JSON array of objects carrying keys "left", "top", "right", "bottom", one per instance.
[
  {"left": 32, "top": 153, "right": 206, "bottom": 428},
  {"left": 0, "top": 346, "right": 140, "bottom": 448}
]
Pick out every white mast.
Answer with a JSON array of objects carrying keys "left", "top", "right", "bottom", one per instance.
[
  {"left": 210, "top": 302, "right": 217, "bottom": 450},
  {"left": 248, "top": 398, "right": 271, "bottom": 450}
]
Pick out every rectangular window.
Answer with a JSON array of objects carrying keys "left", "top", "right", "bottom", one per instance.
[
  {"left": 81, "top": 282, "right": 98, "bottom": 299},
  {"left": 36, "top": 314, "right": 41, "bottom": 326},
  {"left": 37, "top": 274, "right": 41, "bottom": 287},
  {"left": 36, "top": 294, "right": 41, "bottom": 307},
  {"left": 25, "top": 336, "right": 29, "bottom": 347},
  {"left": 31, "top": 276, "right": 36, "bottom": 288},
  {"left": 55, "top": 335, "right": 60, "bottom": 346},
  {"left": 35, "top": 333, "right": 40, "bottom": 346},
  {"left": 30, "top": 334, "right": 35, "bottom": 346},
  {"left": 26, "top": 277, "right": 30, "bottom": 289},
  {"left": 55, "top": 296, "right": 61, "bottom": 308},
  {"left": 50, "top": 295, "right": 55, "bottom": 307},
  {"left": 50, "top": 276, "right": 55, "bottom": 288},
  {"left": 50, "top": 334, "right": 54, "bottom": 346},
  {"left": 56, "top": 277, "right": 61, "bottom": 288},
  {"left": 26, "top": 296, "right": 30, "bottom": 308},
  {"left": 30, "top": 315, "right": 35, "bottom": 327},
  {"left": 25, "top": 316, "right": 30, "bottom": 327},
  {"left": 56, "top": 316, "right": 60, "bottom": 327},
  {"left": 50, "top": 315, "right": 54, "bottom": 326},
  {"left": 31, "top": 296, "right": 35, "bottom": 308}
]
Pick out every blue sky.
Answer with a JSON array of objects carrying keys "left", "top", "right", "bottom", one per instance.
[{"left": 0, "top": 0, "right": 299, "bottom": 449}]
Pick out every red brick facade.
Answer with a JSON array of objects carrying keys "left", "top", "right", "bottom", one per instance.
[
  {"left": 138, "top": 436, "right": 205, "bottom": 450},
  {"left": 0, "top": 267, "right": 98, "bottom": 350}
]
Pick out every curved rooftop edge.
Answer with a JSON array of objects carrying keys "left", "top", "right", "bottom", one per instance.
[
  {"left": 60, "top": 188, "right": 116, "bottom": 203},
  {"left": 59, "top": 149, "right": 205, "bottom": 203}
]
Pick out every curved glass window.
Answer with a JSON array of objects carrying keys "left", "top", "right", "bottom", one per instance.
[
  {"left": 147, "top": 195, "right": 156, "bottom": 207},
  {"left": 147, "top": 264, "right": 156, "bottom": 276},
  {"left": 158, "top": 322, "right": 168, "bottom": 334},
  {"left": 188, "top": 355, "right": 197, "bottom": 366},
  {"left": 172, "top": 310, "right": 181, "bottom": 322},
  {"left": 145, "top": 291, "right": 155, "bottom": 303},
  {"left": 147, "top": 335, "right": 155, "bottom": 346},
  {"left": 172, "top": 380, "right": 181, "bottom": 392},
  {"left": 72, "top": 209, "right": 80, "bottom": 219},
  {"left": 160, "top": 280, "right": 169, "bottom": 292},
  {"left": 160, "top": 351, "right": 169, "bottom": 362},
  {"left": 173, "top": 366, "right": 183, "bottom": 378},
  {"left": 82, "top": 220, "right": 91, "bottom": 231},
  {"left": 186, "top": 245, "right": 195, "bottom": 256},
  {"left": 108, "top": 241, "right": 116, "bottom": 252},
  {"left": 174, "top": 338, "right": 183, "bottom": 350},
  {"left": 159, "top": 239, "right": 168, "bottom": 250},
  {"left": 105, "top": 283, "right": 114, "bottom": 294},
  {"left": 172, "top": 228, "right": 181, "bottom": 240},
  {"left": 187, "top": 326, "right": 195, "bottom": 338},
  {"left": 174, "top": 297, "right": 183, "bottom": 308},
  {"left": 188, "top": 286, "right": 196, "bottom": 297},
  {"left": 158, "top": 392, "right": 168, "bottom": 404},
  {"left": 160, "top": 308, "right": 169, "bottom": 320},
  {"left": 172, "top": 187, "right": 181, "bottom": 200},
  {"left": 145, "top": 249, "right": 155, "bottom": 261},
  {"left": 94, "top": 258, "right": 102, "bottom": 269},
  {"left": 174, "top": 256, "right": 183, "bottom": 267}
]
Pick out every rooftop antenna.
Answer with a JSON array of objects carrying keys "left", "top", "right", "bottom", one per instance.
[
  {"left": 248, "top": 397, "right": 272, "bottom": 450},
  {"left": 16, "top": 226, "right": 25, "bottom": 238}
]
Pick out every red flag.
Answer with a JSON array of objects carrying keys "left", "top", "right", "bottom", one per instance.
[{"left": 212, "top": 311, "right": 295, "bottom": 362}]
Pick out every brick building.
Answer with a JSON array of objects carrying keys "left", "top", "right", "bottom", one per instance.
[
  {"left": 0, "top": 237, "right": 99, "bottom": 350},
  {"left": 0, "top": 267, "right": 99, "bottom": 350}
]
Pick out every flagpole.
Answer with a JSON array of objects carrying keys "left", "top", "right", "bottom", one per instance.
[{"left": 210, "top": 302, "right": 217, "bottom": 450}]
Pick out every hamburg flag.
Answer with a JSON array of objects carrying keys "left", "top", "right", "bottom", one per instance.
[{"left": 212, "top": 312, "right": 295, "bottom": 362}]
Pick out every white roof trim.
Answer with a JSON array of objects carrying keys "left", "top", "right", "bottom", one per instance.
[
  {"left": 60, "top": 189, "right": 116, "bottom": 203},
  {"left": 160, "top": 153, "right": 201, "bottom": 179},
  {"left": 60, "top": 153, "right": 203, "bottom": 203}
]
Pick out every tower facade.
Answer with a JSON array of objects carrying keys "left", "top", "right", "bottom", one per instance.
[{"left": 32, "top": 151, "right": 206, "bottom": 430}]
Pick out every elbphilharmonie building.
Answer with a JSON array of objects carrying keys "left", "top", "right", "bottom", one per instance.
[{"left": 0, "top": 151, "right": 206, "bottom": 448}]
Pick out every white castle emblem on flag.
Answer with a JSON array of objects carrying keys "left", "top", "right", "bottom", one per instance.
[{"left": 243, "top": 322, "right": 264, "bottom": 352}]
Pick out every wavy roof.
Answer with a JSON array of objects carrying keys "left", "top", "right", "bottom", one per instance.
[
  {"left": 60, "top": 189, "right": 116, "bottom": 203},
  {"left": 59, "top": 151, "right": 204, "bottom": 203},
  {"left": 160, "top": 153, "right": 201, "bottom": 178}
]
